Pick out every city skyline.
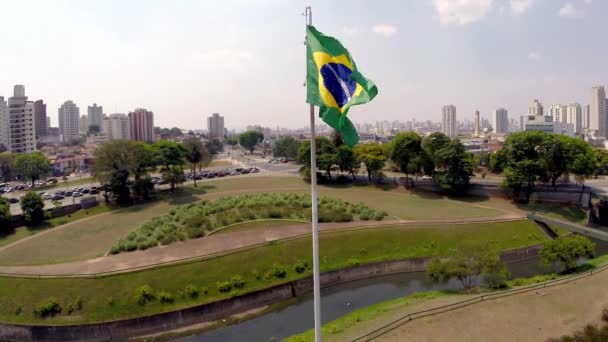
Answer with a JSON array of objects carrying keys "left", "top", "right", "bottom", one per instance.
[{"left": 1, "top": 0, "right": 607, "bottom": 130}]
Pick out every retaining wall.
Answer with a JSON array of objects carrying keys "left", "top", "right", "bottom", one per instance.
[
  {"left": 8, "top": 203, "right": 88, "bottom": 230},
  {"left": 0, "top": 245, "right": 541, "bottom": 342}
]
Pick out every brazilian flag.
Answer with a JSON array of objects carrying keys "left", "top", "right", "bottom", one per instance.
[{"left": 306, "top": 25, "right": 378, "bottom": 147}]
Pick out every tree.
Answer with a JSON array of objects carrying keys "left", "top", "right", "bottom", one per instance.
[
  {"left": 225, "top": 136, "right": 238, "bottom": 147},
  {"left": 154, "top": 140, "right": 186, "bottom": 191},
  {"left": 422, "top": 132, "right": 451, "bottom": 179},
  {"left": 109, "top": 169, "right": 131, "bottom": 204},
  {"left": 183, "top": 137, "right": 210, "bottom": 187},
  {"left": 273, "top": 136, "right": 300, "bottom": 159},
  {"left": 428, "top": 246, "right": 509, "bottom": 290},
  {"left": 434, "top": 139, "right": 474, "bottom": 194},
  {"left": 336, "top": 145, "right": 359, "bottom": 180},
  {"left": 297, "top": 137, "right": 337, "bottom": 180},
  {"left": 0, "top": 196, "right": 11, "bottom": 234},
  {"left": 13, "top": 152, "right": 50, "bottom": 186},
  {"left": 0, "top": 153, "right": 16, "bottom": 182},
  {"left": 389, "top": 132, "right": 423, "bottom": 184},
  {"left": 354, "top": 143, "right": 386, "bottom": 181},
  {"left": 238, "top": 131, "right": 264, "bottom": 153},
  {"left": 566, "top": 137, "right": 597, "bottom": 187},
  {"left": 20, "top": 192, "right": 46, "bottom": 225},
  {"left": 594, "top": 148, "right": 608, "bottom": 175},
  {"left": 500, "top": 131, "right": 547, "bottom": 200},
  {"left": 205, "top": 139, "right": 224, "bottom": 155},
  {"left": 540, "top": 235, "right": 595, "bottom": 273},
  {"left": 87, "top": 125, "right": 101, "bottom": 136}
]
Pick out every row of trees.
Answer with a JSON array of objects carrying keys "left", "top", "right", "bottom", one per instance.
[
  {"left": 490, "top": 131, "right": 598, "bottom": 200},
  {"left": 93, "top": 137, "right": 211, "bottom": 204},
  {"left": 296, "top": 131, "right": 473, "bottom": 194},
  {"left": 0, "top": 192, "right": 47, "bottom": 233},
  {"left": 0, "top": 152, "right": 51, "bottom": 185}
]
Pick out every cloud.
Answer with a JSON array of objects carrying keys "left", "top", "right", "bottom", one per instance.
[
  {"left": 372, "top": 25, "right": 397, "bottom": 37},
  {"left": 342, "top": 26, "right": 360, "bottom": 35},
  {"left": 434, "top": 0, "right": 494, "bottom": 25},
  {"left": 510, "top": 0, "right": 533, "bottom": 14},
  {"left": 559, "top": 3, "right": 585, "bottom": 18},
  {"left": 528, "top": 51, "right": 541, "bottom": 60}
]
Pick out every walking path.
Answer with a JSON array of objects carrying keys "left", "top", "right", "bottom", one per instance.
[{"left": 0, "top": 214, "right": 524, "bottom": 277}]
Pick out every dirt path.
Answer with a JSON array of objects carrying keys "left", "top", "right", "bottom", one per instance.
[
  {"left": 359, "top": 269, "right": 608, "bottom": 342},
  {"left": 0, "top": 215, "right": 524, "bottom": 277}
]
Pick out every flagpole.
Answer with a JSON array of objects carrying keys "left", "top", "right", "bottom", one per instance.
[{"left": 305, "top": 6, "right": 322, "bottom": 342}]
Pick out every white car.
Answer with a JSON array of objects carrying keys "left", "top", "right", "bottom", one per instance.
[{"left": 421, "top": 175, "right": 433, "bottom": 181}]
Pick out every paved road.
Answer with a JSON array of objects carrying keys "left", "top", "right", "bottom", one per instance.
[{"left": 0, "top": 215, "right": 524, "bottom": 277}]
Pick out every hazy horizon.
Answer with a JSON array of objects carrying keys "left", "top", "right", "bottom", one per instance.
[{"left": 1, "top": 0, "right": 606, "bottom": 130}]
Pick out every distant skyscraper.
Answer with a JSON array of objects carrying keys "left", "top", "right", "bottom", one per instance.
[
  {"left": 493, "top": 108, "right": 509, "bottom": 134},
  {"left": 45, "top": 116, "right": 51, "bottom": 130},
  {"left": 103, "top": 114, "right": 130, "bottom": 140},
  {"left": 7, "top": 85, "right": 36, "bottom": 153},
  {"left": 442, "top": 105, "right": 457, "bottom": 137},
  {"left": 0, "top": 97, "right": 8, "bottom": 149},
  {"left": 58, "top": 100, "right": 80, "bottom": 143},
  {"left": 33, "top": 100, "right": 46, "bottom": 138},
  {"left": 129, "top": 108, "right": 154, "bottom": 143},
  {"left": 473, "top": 110, "right": 480, "bottom": 137},
  {"left": 529, "top": 99, "right": 544, "bottom": 116},
  {"left": 207, "top": 113, "right": 225, "bottom": 140},
  {"left": 79, "top": 115, "right": 89, "bottom": 134},
  {"left": 582, "top": 104, "right": 590, "bottom": 130},
  {"left": 549, "top": 104, "right": 568, "bottom": 123},
  {"left": 566, "top": 103, "right": 582, "bottom": 134},
  {"left": 590, "top": 86, "right": 607, "bottom": 137},
  {"left": 87, "top": 103, "right": 103, "bottom": 129}
]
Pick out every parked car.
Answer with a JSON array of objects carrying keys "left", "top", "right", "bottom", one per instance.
[
  {"left": 90, "top": 189, "right": 99, "bottom": 195},
  {"left": 42, "top": 193, "right": 53, "bottom": 200},
  {"left": 64, "top": 191, "right": 73, "bottom": 196},
  {"left": 72, "top": 192, "right": 83, "bottom": 197},
  {"left": 251, "top": 168, "right": 260, "bottom": 173},
  {"left": 421, "top": 175, "right": 433, "bottom": 181},
  {"left": 8, "top": 198, "right": 19, "bottom": 204},
  {"left": 81, "top": 189, "right": 90, "bottom": 194},
  {"left": 240, "top": 169, "right": 250, "bottom": 174},
  {"left": 52, "top": 194, "right": 65, "bottom": 200}
]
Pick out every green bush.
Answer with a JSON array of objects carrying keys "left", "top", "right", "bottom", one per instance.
[
  {"left": 294, "top": 261, "right": 308, "bottom": 274},
  {"left": 231, "top": 275, "right": 245, "bottom": 289},
  {"left": 217, "top": 281, "right": 232, "bottom": 293},
  {"left": 272, "top": 264, "right": 287, "bottom": 278},
  {"left": 183, "top": 284, "right": 199, "bottom": 299},
  {"left": 373, "top": 210, "right": 387, "bottom": 221},
  {"left": 135, "top": 285, "right": 156, "bottom": 305},
  {"left": 35, "top": 297, "right": 61, "bottom": 317},
  {"left": 159, "top": 291, "right": 174, "bottom": 304}
]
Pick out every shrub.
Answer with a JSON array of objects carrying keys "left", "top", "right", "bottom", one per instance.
[
  {"left": 294, "top": 261, "right": 308, "bottom": 274},
  {"left": 186, "top": 225, "right": 206, "bottom": 239},
  {"left": 183, "top": 284, "right": 199, "bottom": 299},
  {"left": 159, "top": 291, "right": 174, "bottom": 304},
  {"left": 35, "top": 297, "right": 61, "bottom": 317},
  {"left": 201, "top": 287, "right": 209, "bottom": 295},
  {"left": 272, "top": 264, "right": 287, "bottom": 278},
  {"left": 231, "top": 275, "right": 245, "bottom": 289},
  {"left": 373, "top": 210, "right": 387, "bottom": 221},
  {"left": 135, "top": 285, "right": 156, "bottom": 305},
  {"left": 217, "top": 281, "right": 232, "bottom": 293},
  {"left": 359, "top": 212, "right": 370, "bottom": 221}
]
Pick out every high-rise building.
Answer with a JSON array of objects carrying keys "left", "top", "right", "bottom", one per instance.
[
  {"left": 102, "top": 113, "right": 130, "bottom": 140},
  {"left": 33, "top": 100, "right": 46, "bottom": 138},
  {"left": 566, "top": 103, "right": 582, "bottom": 134},
  {"left": 58, "top": 100, "right": 80, "bottom": 143},
  {"left": 207, "top": 113, "right": 225, "bottom": 140},
  {"left": 549, "top": 104, "right": 568, "bottom": 123},
  {"left": 87, "top": 103, "right": 103, "bottom": 129},
  {"left": 582, "top": 104, "right": 590, "bottom": 130},
  {"left": 529, "top": 99, "right": 544, "bottom": 116},
  {"left": 590, "top": 86, "right": 607, "bottom": 137},
  {"left": 493, "top": 108, "right": 509, "bottom": 134},
  {"left": 79, "top": 115, "right": 89, "bottom": 134},
  {"left": 473, "top": 110, "right": 480, "bottom": 137},
  {"left": 0, "top": 97, "right": 8, "bottom": 149},
  {"left": 7, "top": 85, "right": 36, "bottom": 153},
  {"left": 128, "top": 108, "right": 154, "bottom": 143},
  {"left": 441, "top": 105, "right": 457, "bottom": 137},
  {"left": 45, "top": 116, "right": 51, "bottom": 130}
]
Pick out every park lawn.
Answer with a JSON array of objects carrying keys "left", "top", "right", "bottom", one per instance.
[
  {"left": 0, "top": 205, "right": 114, "bottom": 248},
  {"left": 213, "top": 219, "right": 309, "bottom": 235},
  {"left": 0, "top": 220, "right": 546, "bottom": 324},
  {"left": 0, "top": 176, "right": 515, "bottom": 265},
  {"left": 526, "top": 202, "right": 587, "bottom": 224}
]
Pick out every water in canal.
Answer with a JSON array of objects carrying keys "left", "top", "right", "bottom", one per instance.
[{"left": 174, "top": 239, "right": 608, "bottom": 342}]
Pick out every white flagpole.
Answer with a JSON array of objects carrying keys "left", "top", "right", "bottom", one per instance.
[{"left": 305, "top": 6, "right": 322, "bottom": 342}]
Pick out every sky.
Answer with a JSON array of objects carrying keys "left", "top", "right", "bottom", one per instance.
[{"left": 1, "top": 0, "right": 606, "bottom": 130}]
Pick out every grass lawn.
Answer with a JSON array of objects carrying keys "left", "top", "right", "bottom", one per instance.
[
  {"left": 525, "top": 202, "right": 587, "bottom": 224},
  {"left": 0, "top": 205, "right": 114, "bottom": 248},
  {"left": 213, "top": 219, "right": 308, "bottom": 235},
  {"left": 0, "top": 220, "right": 546, "bottom": 324},
  {"left": 0, "top": 176, "right": 517, "bottom": 265}
]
